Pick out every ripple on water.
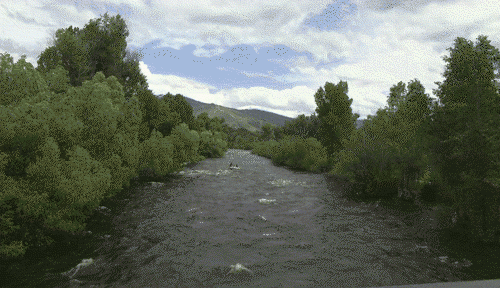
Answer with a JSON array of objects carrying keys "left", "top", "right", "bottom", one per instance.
[{"left": 48, "top": 149, "right": 486, "bottom": 287}]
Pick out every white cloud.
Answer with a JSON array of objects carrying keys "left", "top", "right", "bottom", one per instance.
[
  {"left": 140, "top": 61, "right": 316, "bottom": 118},
  {"left": 1, "top": 0, "right": 499, "bottom": 119}
]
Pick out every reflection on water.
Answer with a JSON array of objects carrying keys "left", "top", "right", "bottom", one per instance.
[{"left": 8, "top": 149, "right": 500, "bottom": 288}]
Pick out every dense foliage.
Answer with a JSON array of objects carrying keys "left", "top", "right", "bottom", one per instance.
[
  {"left": 314, "top": 81, "right": 359, "bottom": 158},
  {"left": 224, "top": 127, "right": 259, "bottom": 150},
  {"left": 252, "top": 136, "right": 329, "bottom": 172},
  {"left": 2, "top": 10, "right": 499, "bottom": 259},
  {"left": 250, "top": 35, "right": 500, "bottom": 245},
  {"left": 0, "top": 13, "right": 229, "bottom": 259}
]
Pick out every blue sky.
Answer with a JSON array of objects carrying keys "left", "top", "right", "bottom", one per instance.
[{"left": 1, "top": 0, "right": 499, "bottom": 119}]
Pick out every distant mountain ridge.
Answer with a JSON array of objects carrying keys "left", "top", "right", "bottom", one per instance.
[{"left": 181, "top": 96, "right": 367, "bottom": 132}]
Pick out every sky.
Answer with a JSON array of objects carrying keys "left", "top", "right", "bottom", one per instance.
[{"left": 1, "top": 0, "right": 499, "bottom": 119}]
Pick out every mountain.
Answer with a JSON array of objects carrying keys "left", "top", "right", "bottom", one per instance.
[
  {"left": 182, "top": 96, "right": 367, "bottom": 132},
  {"left": 182, "top": 97, "right": 292, "bottom": 132}
]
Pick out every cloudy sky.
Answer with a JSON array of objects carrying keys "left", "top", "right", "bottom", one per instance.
[{"left": 1, "top": 0, "right": 499, "bottom": 119}]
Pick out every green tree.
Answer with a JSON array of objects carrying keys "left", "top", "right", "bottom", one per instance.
[
  {"left": 307, "top": 113, "right": 321, "bottom": 139},
  {"left": 282, "top": 114, "right": 309, "bottom": 139},
  {"left": 387, "top": 81, "right": 407, "bottom": 114},
  {"left": 1, "top": 53, "right": 49, "bottom": 107},
  {"left": 259, "top": 123, "right": 274, "bottom": 141},
  {"left": 134, "top": 88, "right": 182, "bottom": 142},
  {"left": 208, "top": 116, "right": 226, "bottom": 133},
  {"left": 41, "top": 65, "right": 71, "bottom": 94},
  {"left": 36, "top": 13, "right": 148, "bottom": 100},
  {"left": 161, "top": 93, "right": 195, "bottom": 127},
  {"left": 314, "top": 81, "right": 359, "bottom": 157},
  {"left": 391, "top": 80, "right": 435, "bottom": 196},
  {"left": 118, "top": 49, "right": 149, "bottom": 100},
  {"left": 78, "top": 13, "right": 128, "bottom": 80},
  {"left": 385, "top": 79, "right": 434, "bottom": 147},
  {"left": 330, "top": 77, "right": 436, "bottom": 201},
  {"left": 427, "top": 35, "right": 500, "bottom": 242},
  {"left": 193, "top": 112, "right": 211, "bottom": 132},
  {"left": 273, "top": 126, "right": 284, "bottom": 141},
  {"left": 37, "top": 26, "right": 90, "bottom": 87}
]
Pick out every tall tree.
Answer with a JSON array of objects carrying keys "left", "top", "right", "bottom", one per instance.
[
  {"left": 389, "top": 79, "right": 434, "bottom": 145},
  {"left": 387, "top": 81, "right": 407, "bottom": 114},
  {"left": 428, "top": 35, "right": 500, "bottom": 241},
  {"left": 36, "top": 13, "right": 148, "bottom": 100},
  {"left": 37, "top": 26, "right": 90, "bottom": 87},
  {"left": 78, "top": 12, "right": 128, "bottom": 80},
  {"left": 119, "top": 49, "right": 149, "bottom": 100},
  {"left": 314, "top": 81, "right": 359, "bottom": 157}
]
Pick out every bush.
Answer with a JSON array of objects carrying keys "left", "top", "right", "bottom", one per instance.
[
  {"left": 251, "top": 140, "right": 279, "bottom": 159},
  {"left": 331, "top": 129, "right": 406, "bottom": 199},
  {"left": 251, "top": 136, "right": 329, "bottom": 172},
  {"left": 300, "top": 137, "right": 329, "bottom": 172},
  {"left": 138, "top": 129, "right": 176, "bottom": 176},
  {"left": 198, "top": 130, "right": 228, "bottom": 158},
  {"left": 167, "top": 123, "right": 201, "bottom": 166}
]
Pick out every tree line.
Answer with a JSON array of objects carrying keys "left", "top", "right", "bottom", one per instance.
[
  {"left": 1, "top": 10, "right": 498, "bottom": 259},
  {"left": 0, "top": 12, "right": 234, "bottom": 259},
  {"left": 252, "top": 35, "right": 500, "bottom": 246}
]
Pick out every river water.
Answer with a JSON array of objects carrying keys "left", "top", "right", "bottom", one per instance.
[{"left": 15, "top": 149, "right": 500, "bottom": 287}]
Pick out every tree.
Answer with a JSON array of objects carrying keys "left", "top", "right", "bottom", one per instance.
[
  {"left": 307, "top": 113, "right": 321, "bottom": 139},
  {"left": 191, "top": 112, "right": 210, "bottom": 132},
  {"left": 79, "top": 13, "right": 147, "bottom": 100},
  {"left": 36, "top": 13, "right": 148, "bottom": 100},
  {"left": 282, "top": 114, "right": 309, "bottom": 139},
  {"left": 208, "top": 116, "right": 226, "bottom": 133},
  {"left": 390, "top": 80, "right": 435, "bottom": 195},
  {"left": 273, "top": 126, "right": 284, "bottom": 141},
  {"left": 387, "top": 81, "right": 407, "bottom": 114},
  {"left": 119, "top": 49, "right": 149, "bottom": 100},
  {"left": 41, "top": 65, "right": 71, "bottom": 94},
  {"left": 1, "top": 53, "right": 49, "bottom": 107},
  {"left": 314, "top": 81, "right": 359, "bottom": 157},
  {"left": 161, "top": 93, "right": 195, "bottom": 127},
  {"left": 78, "top": 12, "right": 128, "bottom": 80},
  {"left": 428, "top": 35, "right": 500, "bottom": 242},
  {"left": 259, "top": 123, "right": 274, "bottom": 141},
  {"left": 37, "top": 26, "right": 90, "bottom": 87},
  {"left": 386, "top": 79, "right": 435, "bottom": 147}
]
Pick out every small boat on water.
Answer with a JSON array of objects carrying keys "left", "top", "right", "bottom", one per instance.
[{"left": 229, "top": 162, "right": 240, "bottom": 170}]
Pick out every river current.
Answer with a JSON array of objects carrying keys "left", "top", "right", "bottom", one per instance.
[{"left": 32, "top": 149, "right": 500, "bottom": 287}]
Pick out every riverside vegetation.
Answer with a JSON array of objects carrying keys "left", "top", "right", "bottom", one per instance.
[
  {"left": 12, "top": 149, "right": 494, "bottom": 287},
  {"left": 1, "top": 12, "right": 500, "bottom": 285}
]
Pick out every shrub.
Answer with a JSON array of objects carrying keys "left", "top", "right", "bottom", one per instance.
[{"left": 198, "top": 130, "right": 228, "bottom": 158}]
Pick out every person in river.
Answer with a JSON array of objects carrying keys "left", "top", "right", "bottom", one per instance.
[{"left": 229, "top": 163, "right": 239, "bottom": 169}]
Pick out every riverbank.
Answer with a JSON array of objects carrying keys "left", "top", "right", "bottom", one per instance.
[{"left": 3, "top": 149, "right": 499, "bottom": 287}]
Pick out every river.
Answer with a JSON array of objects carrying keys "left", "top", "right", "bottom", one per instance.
[{"left": 8, "top": 149, "right": 500, "bottom": 287}]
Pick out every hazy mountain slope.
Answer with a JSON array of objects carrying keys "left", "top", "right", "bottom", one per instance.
[
  {"left": 181, "top": 96, "right": 367, "bottom": 132},
  {"left": 181, "top": 97, "right": 292, "bottom": 132}
]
